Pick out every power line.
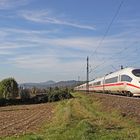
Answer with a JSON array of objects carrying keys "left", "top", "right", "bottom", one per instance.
[
  {"left": 79, "top": 0, "right": 125, "bottom": 83},
  {"left": 90, "top": 0, "right": 125, "bottom": 58},
  {"left": 89, "top": 47, "right": 126, "bottom": 73},
  {"left": 87, "top": 0, "right": 125, "bottom": 81},
  {"left": 89, "top": 36, "right": 140, "bottom": 75}
]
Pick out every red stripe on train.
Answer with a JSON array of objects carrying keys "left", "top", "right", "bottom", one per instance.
[
  {"left": 91, "top": 83, "right": 124, "bottom": 88},
  {"left": 126, "top": 83, "right": 140, "bottom": 89},
  {"left": 91, "top": 82, "right": 140, "bottom": 89}
]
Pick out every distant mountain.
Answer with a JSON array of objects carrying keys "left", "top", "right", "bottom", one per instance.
[
  {"left": 39, "top": 80, "right": 56, "bottom": 85},
  {"left": 51, "top": 80, "right": 80, "bottom": 87},
  {"left": 20, "top": 80, "right": 84, "bottom": 89},
  {"left": 20, "top": 80, "right": 56, "bottom": 89}
]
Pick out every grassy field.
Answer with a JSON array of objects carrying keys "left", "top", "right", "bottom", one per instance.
[{"left": 1, "top": 92, "right": 140, "bottom": 140}]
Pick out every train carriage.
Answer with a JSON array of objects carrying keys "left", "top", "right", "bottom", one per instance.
[{"left": 75, "top": 67, "right": 140, "bottom": 96}]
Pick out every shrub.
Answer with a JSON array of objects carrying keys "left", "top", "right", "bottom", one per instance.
[
  {"left": 48, "top": 87, "right": 73, "bottom": 102},
  {"left": 0, "top": 98, "right": 6, "bottom": 106},
  {"left": 20, "top": 89, "right": 31, "bottom": 101}
]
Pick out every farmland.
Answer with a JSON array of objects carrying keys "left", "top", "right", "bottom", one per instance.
[
  {"left": 0, "top": 103, "right": 55, "bottom": 137},
  {"left": 1, "top": 92, "right": 140, "bottom": 140}
]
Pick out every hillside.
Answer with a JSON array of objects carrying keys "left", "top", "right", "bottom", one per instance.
[
  {"left": 20, "top": 80, "right": 55, "bottom": 88},
  {"left": 20, "top": 80, "right": 83, "bottom": 89}
]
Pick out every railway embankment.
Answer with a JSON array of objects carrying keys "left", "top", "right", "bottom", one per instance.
[{"left": 89, "top": 93, "right": 140, "bottom": 123}]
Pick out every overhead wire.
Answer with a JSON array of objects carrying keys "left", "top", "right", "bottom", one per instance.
[
  {"left": 79, "top": 0, "right": 125, "bottom": 81},
  {"left": 90, "top": 41, "right": 139, "bottom": 78},
  {"left": 88, "top": 0, "right": 125, "bottom": 77},
  {"left": 90, "top": 0, "right": 125, "bottom": 58},
  {"left": 89, "top": 45, "right": 129, "bottom": 75}
]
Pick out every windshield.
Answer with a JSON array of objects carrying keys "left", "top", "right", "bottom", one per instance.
[{"left": 132, "top": 69, "right": 140, "bottom": 77}]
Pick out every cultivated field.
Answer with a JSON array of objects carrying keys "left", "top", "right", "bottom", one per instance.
[
  {"left": 1, "top": 92, "right": 140, "bottom": 140},
  {"left": 0, "top": 103, "right": 55, "bottom": 137}
]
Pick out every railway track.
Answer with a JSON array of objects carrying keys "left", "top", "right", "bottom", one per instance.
[{"left": 89, "top": 92, "right": 140, "bottom": 100}]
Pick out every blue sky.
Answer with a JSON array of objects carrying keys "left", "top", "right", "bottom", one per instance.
[{"left": 0, "top": 0, "right": 140, "bottom": 83}]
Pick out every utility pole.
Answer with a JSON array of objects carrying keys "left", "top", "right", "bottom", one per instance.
[
  {"left": 78, "top": 76, "right": 80, "bottom": 82},
  {"left": 121, "top": 65, "right": 123, "bottom": 69},
  {"left": 86, "top": 56, "right": 89, "bottom": 93}
]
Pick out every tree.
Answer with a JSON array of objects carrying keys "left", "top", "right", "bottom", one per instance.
[
  {"left": 0, "top": 78, "right": 18, "bottom": 99},
  {"left": 20, "top": 88, "right": 30, "bottom": 100},
  {"left": 31, "top": 87, "right": 37, "bottom": 95}
]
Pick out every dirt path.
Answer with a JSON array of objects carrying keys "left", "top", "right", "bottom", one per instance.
[{"left": 0, "top": 103, "right": 55, "bottom": 137}]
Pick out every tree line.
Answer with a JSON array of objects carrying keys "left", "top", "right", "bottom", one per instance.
[{"left": 0, "top": 78, "right": 73, "bottom": 106}]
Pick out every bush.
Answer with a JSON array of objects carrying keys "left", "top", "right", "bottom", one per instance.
[
  {"left": 0, "top": 98, "right": 6, "bottom": 106},
  {"left": 48, "top": 87, "right": 73, "bottom": 102},
  {"left": 33, "top": 94, "right": 48, "bottom": 103},
  {"left": 20, "top": 89, "right": 31, "bottom": 101}
]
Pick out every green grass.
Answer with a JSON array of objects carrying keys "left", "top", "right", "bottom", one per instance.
[
  {"left": 0, "top": 134, "right": 43, "bottom": 140},
  {"left": 1, "top": 92, "right": 140, "bottom": 140}
]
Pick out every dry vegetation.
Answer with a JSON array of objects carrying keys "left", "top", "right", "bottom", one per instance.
[{"left": 90, "top": 93, "right": 140, "bottom": 123}]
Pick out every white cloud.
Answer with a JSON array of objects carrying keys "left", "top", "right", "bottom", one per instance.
[
  {"left": 20, "top": 10, "right": 96, "bottom": 30},
  {"left": 8, "top": 54, "right": 85, "bottom": 77},
  {"left": 1, "top": 28, "right": 58, "bottom": 35},
  {"left": 0, "top": 0, "right": 30, "bottom": 9},
  {"left": 0, "top": 27, "right": 140, "bottom": 82},
  {"left": 0, "top": 27, "right": 137, "bottom": 55},
  {"left": 0, "top": 42, "right": 34, "bottom": 49},
  {"left": 0, "top": 50, "right": 12, "bottom": 55}
]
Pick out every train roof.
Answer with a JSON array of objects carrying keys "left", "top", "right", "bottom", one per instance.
[
  {"left": 90, "top": 67, "right": 137, "bottom": 82},
  {"left": 101, "top": 67, "right": 135, "bottom": 76},
  {"left": 106, "top": 67, "right": 134, "bottom": 75}
]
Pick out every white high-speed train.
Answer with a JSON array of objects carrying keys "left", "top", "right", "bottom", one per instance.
[{"left": 75, "top": 67, "right": 140, "bottom": 96}]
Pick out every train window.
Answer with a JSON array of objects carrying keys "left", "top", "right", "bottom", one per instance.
[
  {"left": 105, "top": 76, "right": 118, "bottom": 84},
  {"left": 93, "top": 81, "right": 101, "bottom": 85},
  {"left": 97, "top": 81, "right": 101, "bottom": 85},
  {"left": 132, "top": 69, "right": 140, "bottom": 77},
  {"left": 121, "top": 75, "right": 132, "bottom": 82}
]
